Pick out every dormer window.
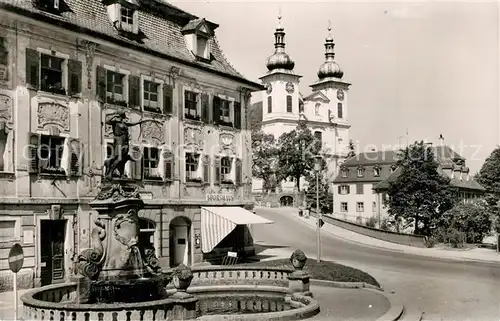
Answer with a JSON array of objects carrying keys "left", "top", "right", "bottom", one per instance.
[
  {"left": 181, "top": 18, "right": 213, "bottom": 62},
  {"left": 121, "top": 7, "right": 134, "bottom": 25},
  {"left": 357, "top": 167, "right": 365, "bottom": 177}
]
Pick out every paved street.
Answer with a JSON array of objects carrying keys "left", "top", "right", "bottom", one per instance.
[{"left": 253, "top": 207, "right": 500, "bottom": 321}]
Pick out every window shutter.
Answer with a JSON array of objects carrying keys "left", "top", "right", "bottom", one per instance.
[
  {"left": 25, "top": 48, "right": 39, "bottom": 89},
  {"left": 128, "top": 75, "right": 140, "bottom": 108},
  {"left": 68, "top": 59, "right": 82, "bottom": 95},
  {"left": 28, "top": 133, "right": 40, "bottom": 173},
  {"left": 131, "top": 145, "right": 143, "bottom": 180},
  {"left": 347, "top": 186, "right": 350, "bottom": 194},
  {"left": 163, "top": 83, "right": 173, "bottom": 115},
  {"left": 338, "top": 186, "right": 341, "bottom": 194},
  {"left": 212, "top": 96, "right": 221, "bottom": 125},
  {"left": 202, "top": 155, "right": 210, "bottom": 184},
  {"left": 69, "top": 138, "right": 82, "bottom": 176},
  {"left": 234, "top": 101, "right": 241, "bottom": 129},
  {"left": 96, "top": 66, "right": 106, "bottom": 102},
  {"left": 214, "top": 156, "right": 221, "bottom": 185},
  {"left": 235, "top": 158, "right": 242, "bottom": 186},
  {"left": 163, "top": 150, "right": 173, "bottom": 181},
  {"left": 201, "top": 93, "right": 210, "bottom": 123}
]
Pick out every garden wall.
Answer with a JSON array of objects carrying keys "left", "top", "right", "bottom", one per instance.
[{"left": 321, "top": 214, "right": 425, "bottom": 247}]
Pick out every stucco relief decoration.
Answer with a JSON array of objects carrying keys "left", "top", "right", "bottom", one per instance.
[
  {"left": 83, "top": 40, "right": 97, "bottom": 90},
  {"left": 286, "top": 82, "right": 295, "bottom": 94},
  {"left": 37, "top": 102, "right": 70, "bottom": 132},
  {"left": 141, "top": 120, "right": 164, "bottom": 145},
  {"left": 0, "top": 94, "right": 12, "bottom": 130},
  {"left": 184, "top": 125, "right": 203, "bottom": 149},
  {"left": 219, "top": 132, "right": 235, "bottom": 153},
  {"left": 0, "top": 37, "right": 8, "bottom": 81}
]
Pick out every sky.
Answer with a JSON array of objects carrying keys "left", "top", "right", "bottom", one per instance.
[{"left": 171, "top": 0, "right": 499, "bottom": 174}]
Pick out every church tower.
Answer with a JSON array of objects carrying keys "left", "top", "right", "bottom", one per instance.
[
  {"left": 259, "top": 15, "right": 302, "bottom": 139},
  {"left": 304, "top": 24, "right": 352, "bottom": 180}
]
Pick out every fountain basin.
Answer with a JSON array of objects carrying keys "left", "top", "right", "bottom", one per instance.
[
  {"left": 88, "top": 274, "right": 170, "bottom": 304},
  {"left": 21, "top": 282, "right": 198, "bottom": 321}
]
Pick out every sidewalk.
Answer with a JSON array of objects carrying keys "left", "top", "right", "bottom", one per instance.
[{"left": 262, "top": 206, "right": 500, "bottom": 265}]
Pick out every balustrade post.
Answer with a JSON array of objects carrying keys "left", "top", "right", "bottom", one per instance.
[{"left": 287, "top": 249, "right": 312, "bottom": 298}]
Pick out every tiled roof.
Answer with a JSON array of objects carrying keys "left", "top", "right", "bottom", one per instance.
[
  {"left": 0, "top": 0, "right": 261, "bottom": 88},
  {"left": 373, "top": 167, "right": 485, "bottom": 192},
  {"left": 333, "top": 163, "right": 394, "bottom": 183}
]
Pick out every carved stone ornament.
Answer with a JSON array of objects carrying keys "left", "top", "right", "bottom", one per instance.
[
  {"left": 95, "top": 183, "right": 141, "bottom": 201},
  {"left": 141, "top": 120, "right": 164, "bottom": 145},
  {"left": 75, "top": 219, "right": 106, "bottom": 280},
  {"left": 82, "top": 40, "right": 97, "bottom": 90},
  {"left": 184, "top": 125, "right": 203, "bottom": 147},
  {"left": 0, "top": 93, "right": 12, "bottom": 124},
  {"left": 265, "top": 83, "right": 272, "bottom": 94},
  {"left": 286, "top": 82, "right": 295, "bottom": 94},
  {"left": 37, "top": 101, "right": 70, "bottom": 132},
  {"left": 219, "top": 132, "right": 235, "bottom": 153}
]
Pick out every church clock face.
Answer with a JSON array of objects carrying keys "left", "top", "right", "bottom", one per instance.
[
  {"left": 266, "top": 83, "right": 272, "bottom": 94},
  {"left": 337, "top": 89, "right": 345, "bottom": 101},
  {"left": 286, "top": 82, "right": 295, "bottom": 94}
]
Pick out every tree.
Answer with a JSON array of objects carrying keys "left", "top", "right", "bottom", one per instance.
[
  {"left": 433, "top": 202, "right": 492, "bottom": 244},
  {"left": 346, "top": 139, "right": 356, "bottom": 158},
  {"left": 476, "top": 147, "right": 500, "bottom": 231},
  {"left": 275, "top": 121, "right": 321, "bottom": 191},
  {"left": 384, "top": 141, "right": 458, "bottom": 236},
  {"left": 305, "top": 159, "right": 333, "bottom": 213},
  {"left": 251, "top": 129, "right": 278, "bottom": 192}
]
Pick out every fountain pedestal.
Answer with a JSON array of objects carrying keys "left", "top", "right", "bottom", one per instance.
[{"left": 74, "top": 181, "right": 165, "bottom": 303}]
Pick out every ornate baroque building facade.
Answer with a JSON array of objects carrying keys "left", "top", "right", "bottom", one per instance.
[
  {"left": 252, "top": 18, "right": 351, "bottom": 205},
  {"left": 0, "top": 0, "right": 262, "bottom": 290}
]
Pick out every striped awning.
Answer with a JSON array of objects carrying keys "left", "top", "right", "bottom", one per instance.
[{"left": 201, "top": 207, "right": 273, "bottom": 253}]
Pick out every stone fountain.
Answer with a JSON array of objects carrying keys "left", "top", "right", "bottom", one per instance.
[
  {"left": 20, "top": 112, "right": 199, "bottom": 320},
  {"left": 73, "top": 181, "right": 168, "bottom": 304}
]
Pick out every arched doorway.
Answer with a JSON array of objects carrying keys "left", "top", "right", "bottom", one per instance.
[
  {"left": 280, "top": 196, "right": 294, "bottom": 207},
  {"left": 169, "top": 216, "right": 191, "bottom": 267}
]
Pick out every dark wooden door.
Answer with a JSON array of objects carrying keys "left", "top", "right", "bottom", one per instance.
[{"left": 40, "top": 220, "right": 66, "bottom": 286}]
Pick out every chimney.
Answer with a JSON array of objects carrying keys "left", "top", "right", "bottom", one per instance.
[{"left": 439, "top": 134, "right": 444, "bottom": 146}]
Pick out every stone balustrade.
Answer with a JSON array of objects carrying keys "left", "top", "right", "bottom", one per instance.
[
  {"left": 190, "top": 266, "right": 293, "bottom": 288},
  {"left": 21, "top": 282, "right": 198, "bottom": 321}
]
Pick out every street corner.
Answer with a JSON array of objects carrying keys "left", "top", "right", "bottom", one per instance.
[{"left": 310, "top": 284, "right": 397, "bottom": 321}]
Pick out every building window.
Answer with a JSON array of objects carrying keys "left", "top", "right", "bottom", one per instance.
[
  {"left": 340, "top": 202, "right": 348, "bottom": 212},
  {"left": 184, "top": 91, "right": 199, "bottom": 120},
  {"left": 221, "top": 156, "right": 232, "bottom": 182},
  {"left": 139, "top": 218, "right": 156, "bottom": 248},
  {"left": 185, "top": 153, "right": 201, "bottom": 182},
  {"left": 106, "top": 71, "right": 125, "bottom": 104},
  {"left": 121, "top": 7, "right": 134, "bottom": 25},
  {"left": 373, "top": 167, "right": 381, "bottom": 177},
  {"left": 372, "top": 201, "right": 376, "bottom": 212},
  {"left": 356, "top": 202, "right": 364, "bottom": 212},
  {"left": 143, "top": 147, "right": 161, "bottom": 180},
  {"left": 299, "top": 99, "right": 304, "bottom": 113},
  {"left": 314, "top": 131, "right": 322, "bottom": 151},
  {"left": 341, "top": 168, "right": 348, "bottom": 178},
  {"left": 143, "top": 80, "right": 159, "bottom": 113},
  {"left": 105, "top": 143, "right": 120, "bottom": 178},
  {"left": 0, "top": 220, "right": 16, "bottom": 242},
  {"left": 39, "top": 135, "right": 65, "bottom": 174},
  {"left": 390, "top": 166, "right": 397, "bottom": 173},
  {"left": 356, "top": 183, "right": 364, "bottom": 194},
  {"left": 337, "top": 103, "right": 343, "bottom": 119},
  {"left": 286, "top": 95, "right": 292, "bottom": 112},
  {"left": 0, "top": 130, "right": 7, "bottom": 171},
  {"left": 197, "top": 36, "right": 209, "bottom": 59},
  {"left": 40, "top": 54, "right": 65, "bottom": 95},
  {"left": 340, "top": 185, "right": 349, "bottom": 195},
  {"left": 357, "top": 168, "right": 364, "bottom": 177},
  {"left": 220, "top": 100, "right": 231, "bottom": 124},
  {"left": 267, "top": 96, "right": 272, "bottom": 113}
]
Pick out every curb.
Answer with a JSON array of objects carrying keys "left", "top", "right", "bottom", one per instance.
[
  {"left": 310, "top": 279, "right": 383, "bottom": 291},
  {"left": 284, "top": 210, "right": 500, "bottom": 266},
  {"left": 310, "top": 279, "right": 404, "bottom": 321}
]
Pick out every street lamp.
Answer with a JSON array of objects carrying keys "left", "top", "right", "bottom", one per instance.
[{"left": 314, "top": 155, "right": 323, "bottom": 263}]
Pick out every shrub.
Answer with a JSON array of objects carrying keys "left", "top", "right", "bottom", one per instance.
[
  {"left": 365, "top": 217, "right": 377, "bottom": 228},
  {"left": 423, "top": 235, "right": 436, "bottom": 248},
  {"left": 380, "top": 218, "right": 391, "bottom": 231}
]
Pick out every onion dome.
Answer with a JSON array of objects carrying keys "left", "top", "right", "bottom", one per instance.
[
  {"left": 317, "top": 25, "right": 344, "bottom": 79},
  {"left": 265, "top": 15, "right": 295, "bottom": 71}
]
